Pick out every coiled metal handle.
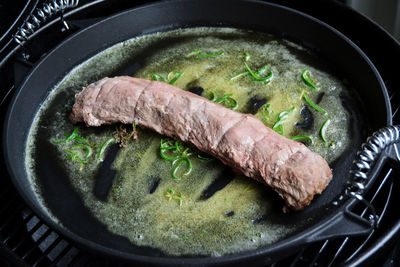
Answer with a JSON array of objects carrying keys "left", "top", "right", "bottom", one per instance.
[
  {"left": 339, "top": 125, "right": 400, "bottom": 227},
  {"left": 347, "top": 125, "right": 400, "bottom": 199},
  {"left": 13, "top": 0, "right": 79, "bottom": 45}
]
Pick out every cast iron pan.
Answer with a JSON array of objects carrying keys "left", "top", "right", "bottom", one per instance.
[{"left": 3, "top": 0, "right": 396, "bottom": 265}]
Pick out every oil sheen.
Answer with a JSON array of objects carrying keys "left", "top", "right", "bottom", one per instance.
[{"left": 26, "top": 27, "right": 352, "bottom": 256}]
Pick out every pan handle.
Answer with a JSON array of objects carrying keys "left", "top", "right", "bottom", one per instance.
[
  {"left": 300, "top": 126, "right": 400, "bottom": 245},
  {"left": 346, "top": 125, "right": 400, "bottom": 202},
  {"left": 13, "top": 0, "right": 79, "bottom": 45}
]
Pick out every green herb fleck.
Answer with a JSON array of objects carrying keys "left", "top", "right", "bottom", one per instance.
[{"left": 165, "top": 189, "right": 184, "bottom": 206}]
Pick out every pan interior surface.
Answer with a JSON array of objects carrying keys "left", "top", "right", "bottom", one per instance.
[
  {"left": 26, "top": 27, "right": 365, "bottom": 257},
  {"left": 4, "top": 0, "right": 389, "bottom": 263}
]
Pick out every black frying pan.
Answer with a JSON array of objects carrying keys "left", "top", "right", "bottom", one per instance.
[{"left": 3, "top": 0, "right": 395, "bottom": 265}]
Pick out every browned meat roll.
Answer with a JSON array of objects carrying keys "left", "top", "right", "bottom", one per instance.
[{"left": 70, "top": 76, "right": 333, "bottom": 211}]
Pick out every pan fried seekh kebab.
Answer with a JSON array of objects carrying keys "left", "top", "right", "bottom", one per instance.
[{"left": 70, "top": 76, "right": 333, "bottom": 211}]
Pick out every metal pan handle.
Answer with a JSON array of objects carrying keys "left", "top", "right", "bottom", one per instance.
[
  {"left": 13, "top": 0, "right": 79, "bottom": 45},
  {"left": 346, "top": 125, "right": 400, "bottom": 202},
  {"left": 297, "top": 125, "right": 400, "bottom": 245}
]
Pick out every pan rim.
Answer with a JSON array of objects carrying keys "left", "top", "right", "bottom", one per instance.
[{"left": 2, "top": 0, "right": 391, "bottom": 265}]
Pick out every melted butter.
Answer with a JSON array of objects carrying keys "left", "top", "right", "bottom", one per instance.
[{"left": 25, "top": 27, "right": 353, "bottom": 256}]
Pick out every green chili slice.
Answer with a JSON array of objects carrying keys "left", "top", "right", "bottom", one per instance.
[
  {"left": 229, "top": 71, "right": 249, "bottom": 81},
  {"left": 320, "top": 119, "right": 332, "bottom": 145},
  {"left": 150, "top": 73, "right": 167, "bottom": 82},
  {"left": 243, "top": 61, "right": 272, "bottom": 82},
  {"left": 71, "top": 135, "right": 87, "bottom": 144},
  {"left": 52, "top": 128, "right": 79, "bottom": 144},
  {"left": 64, "top": 149, "right": 88, "bottom": 165},
  {"left": 230, "top": 65, "right": 269, "bottom": 82},
  {"left": 259, "top": 103, "right": 275, "bottom": 123},
  {"left": 150, "top": 71, "right": 184, "bottom": 84},
  {"left": 168, "top": 71, "right": 184, "bottom": 85},
  {"left": 71, "top": 144, "right": 92, "bottom": 159},
  {"left": 206, "top": 91, "right": 217, "bottom": 101},
  {"left": 186, "top": 49, "right": 201, "bottom": 57},
  {"left": 196, "top": 51, "right": 224, "bottom": 58},
  {"left": 243, "top": 52, "right": 250, "bottom": 61},
  {"left": 272, "top": 106, "right": 295, "bottom": 135},
  {"left": 160, "top": 139, "right": 182, "bottom": 161},
  {"left": 215, "top": 94, "right": 238, "bottom": 110},
  {"left": 274, "top": 124, "right": 284, "bottom": 135},
  {"left": 197, "top": 155, "right": 213, "bottom": 161},
  {"left": 254, "top": 65, "right": 268, "bottom": 76},
  {"left": 97, "top": 137, "right": 115, "bottom": 161},
  {"left": 172, "top": 156, "right": 192, "bottom": 180},
  {"left": 207, "top": 92, "right": 238, "bottom": 110},
  {"left": 160, "top": 148, "right": 181, "bottom": 161},
  {"left": 301, "top": 69, "right": 318, "bottom": 90},
  {"left": 176, "top": 192, "right": 184, "bottom": 206},
  {"left": 303, "top": 94, "right": 327, "bottom": 114},
  {"left": 290, "top": 135, "right": 313, "bottom": 143}
]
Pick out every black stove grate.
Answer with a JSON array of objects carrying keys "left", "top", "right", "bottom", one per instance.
[{"left": 1, "top": 1, "right": 400, "bottom": 266}]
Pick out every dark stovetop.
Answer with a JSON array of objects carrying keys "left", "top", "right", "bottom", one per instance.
[{"left": 1, "top": 0, "right": 400, "bottom": 266}]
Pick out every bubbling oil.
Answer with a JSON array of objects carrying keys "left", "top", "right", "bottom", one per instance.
[{"left": 26, "top": 27, "right": 352, "bottom": 256}]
